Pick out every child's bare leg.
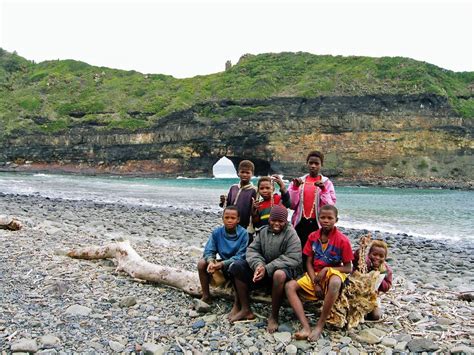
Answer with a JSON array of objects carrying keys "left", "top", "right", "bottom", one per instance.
[
  {"left": 227, "top": 286, "right": 241, "bottom": 320},
  {"left": 309, "top": 275, "right": 342, "bottom": 341},
  {"left": 366, "top": 306, "right": 382, "bottom": 320},
  {"left": 267, "top": 270, "right": 287, "bottom": 333},
  {"left": 285, "top": 280, "right": 311, "bottom": 340},
  {"left": 197, "top": 259, "right": 212, "bottom": 303},
  {"left": 229, "top": 277, "right": 255, "bottom": 322}
]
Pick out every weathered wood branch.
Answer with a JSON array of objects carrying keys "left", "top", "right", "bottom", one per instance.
[
  {"left": 0, "top": 215, "right": 22, "bottom": 230},
  {"left": 67, "top": 240, "right": 271, "bottom": 302}
]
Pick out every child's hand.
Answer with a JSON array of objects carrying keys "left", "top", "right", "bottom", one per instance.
[
  {"left": 207, "top": 261, "right": 223, "bottom": 273},
  {"left": 314, "top": 267, "right": 328, "bottom": 283},
  {"left": 272, "top": 175, "right": 285, "bottom": 189},
  {"left": 219, "top": 195, "right": 226, "bottom": 207},
  {"left": 252, "top": 197, "right": 260, "bottom": 211},
  {"left": 314, "top": 284, "right": 324, "bottom": 299},
  {"left": 292, "top": 178, "right": 303, "bottom": 187},
  {"left": 314, "top": 181, "right": 325, "bottom": 190},
  {"left": 253, "top": 265, "right": 266, "bottom": 282}
]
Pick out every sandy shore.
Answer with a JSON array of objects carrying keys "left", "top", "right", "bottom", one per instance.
[{"left": 0, "top": 193, "right": 473, "bottom": 354}]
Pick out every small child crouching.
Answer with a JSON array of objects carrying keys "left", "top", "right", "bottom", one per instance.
[
  {"left": 353, "top": 239, "right": 393, "bottom": 320},
  {"left": 197, "top": 206, "right": 248, "bottom": 304},
  {"left": 285, "top": 205, "right": 354, "bottom": 341}
]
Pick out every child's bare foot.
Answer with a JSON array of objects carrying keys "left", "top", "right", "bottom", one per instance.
[
  {"left": 229, "top": 309, "right": 256, "bottom": 323},
  {"left": 227, "top": 304, "right": 240, "bottom": 320},
  {"left": 294, "top": 327, "right": 311, "bottom": 340},
  {"left": 308, "top": 325, "right": 323, "bottom": 342},
  {"left": 200, "top": 296, "right": 212, "bottom": 305},
  {"left": 267, "top": 316, "right": 279, "bottom": 333}
]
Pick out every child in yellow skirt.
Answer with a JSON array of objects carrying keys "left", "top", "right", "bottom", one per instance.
[{"left": 285, "top": 205, "right": 354, "bottom": 341}]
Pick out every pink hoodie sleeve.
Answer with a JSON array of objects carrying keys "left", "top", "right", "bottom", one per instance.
[
  {"left": 288, "top": 181, "right": 301, "bottom": 211},
  {"left": 320, "top": 179, "right": 336, "bottom": 206}
]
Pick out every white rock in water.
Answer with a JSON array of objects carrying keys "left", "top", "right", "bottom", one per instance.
[
  {"left": 65, "top": 304, "right": 92, "bottom": 316},
  {"left": 11, "top": 338, "right": 38, "bottom": 353},
  {"left": 285, "top": 344, "right": 298, "bottom": 354}
]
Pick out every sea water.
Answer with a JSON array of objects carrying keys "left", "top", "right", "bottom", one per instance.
[{"left": 0, "top": 172, "right": 472, "bottom": 242}]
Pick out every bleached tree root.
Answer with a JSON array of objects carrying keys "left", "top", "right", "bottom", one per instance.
[
  {"left": 67, "top": 240, "right": 378, "bottom": 327},
  {"left": 0, "top": 215, "right": 22, "bottom": 231},
  {"left": 67, "top": 240, "right": 271, "bottom": 302}
]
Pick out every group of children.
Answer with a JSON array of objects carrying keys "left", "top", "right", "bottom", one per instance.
[{"left": 198, "top": 151, "right": 392, "bottom": 341}]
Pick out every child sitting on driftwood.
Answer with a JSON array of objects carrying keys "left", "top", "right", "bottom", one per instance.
[
  {"left": 197, "top": 206, "right": 249, "bottom": 305},
  {"left": 285, "top": 205, "right": 354, "bottom": 341},
  {"left": 227, "top": 205, "right": 302, "bottom": 332}
]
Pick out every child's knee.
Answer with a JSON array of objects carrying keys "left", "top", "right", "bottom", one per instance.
[
  {"left": 197, "top": 259, "right": 208, "bottom": 271},
  {"left": 327, "top": 275, "right": 342, "bottom": 293},
  {"left": 369, "top": 307, "right": 382, "bottom": 320},
  {"left": 272, "top": 270, "right": 287, "bottom": 285},
  {"left": 285, "top": 280, "right": 298, "bottom": 293},
  {"left": 227, "top": 259, "right": 247, "bottom": 279}
]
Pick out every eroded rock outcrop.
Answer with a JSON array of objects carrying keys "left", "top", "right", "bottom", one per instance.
[{"left": 1, "top": 94, "right": 472, "bottom": 182}]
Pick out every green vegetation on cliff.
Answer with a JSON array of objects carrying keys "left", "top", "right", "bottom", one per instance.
[{"left": 0, "top": 49, "right": 472, "bottom": 135}]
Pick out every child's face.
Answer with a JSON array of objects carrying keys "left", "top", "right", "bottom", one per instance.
[
  {"left": 223, "top": 209, "right": 240, "bottom": 230},
  {"left": 368, "top": 246, "right": 386, "bottom": 269},
  {"left": 269, "top": 218, "right": 286, "bottom": 233},
  {"left": 238, "top": 169, "right": 253, "bottom": 185},
  {"left": 307, "top": 156, "right": 322, "bottom": 176},
  {"left": 258, "top": 181, "right": 273, "bottom": 199},
  {"left": 318, "top": 209, "right": 337, "bottom": 232}
]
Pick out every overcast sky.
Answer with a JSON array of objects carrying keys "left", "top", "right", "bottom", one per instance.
[{"left": 0, "top": 0, "right": 472, "bottom": 78}]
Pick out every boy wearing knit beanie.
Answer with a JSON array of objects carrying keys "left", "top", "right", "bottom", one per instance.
[{"left": 227, "top": 205, "right": 302, "bottom": 333}]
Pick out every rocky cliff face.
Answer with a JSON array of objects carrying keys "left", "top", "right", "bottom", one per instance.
[{"left": 1, "top": 94, "right": 472, "bottom": 181}]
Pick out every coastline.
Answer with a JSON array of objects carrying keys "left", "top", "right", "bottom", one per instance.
[
  {"left": 0, "top": 193, "right": 472, "bottom": 353},
  {"left": 1, "top": 163, "right": 473, "bottom": 190}
]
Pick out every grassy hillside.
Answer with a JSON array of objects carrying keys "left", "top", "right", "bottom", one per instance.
[{"left": 0, "top": 49, "right": 472, "bottom": 135}]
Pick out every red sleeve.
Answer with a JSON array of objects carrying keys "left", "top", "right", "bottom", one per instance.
[
  {"left": 274, "top": 194, "right": 281, "bottom": 204},
  {"left": 341, "top": 238, "right": 354, "bottom": 263},
  {"left": 303, "top": 231, "right": 317, "bottom": 256}
]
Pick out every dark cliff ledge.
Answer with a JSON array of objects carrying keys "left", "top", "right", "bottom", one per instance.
[{"left": 1, "top": 94, "right": 472, "bottom": 188}]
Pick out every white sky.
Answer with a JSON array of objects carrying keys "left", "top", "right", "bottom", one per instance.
[{"left": 0, "top": 0, "right": 472, "bottom": 78}]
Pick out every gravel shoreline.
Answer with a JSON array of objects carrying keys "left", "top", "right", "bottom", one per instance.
[{"left": 1, "top": 193, "right": 473, "bottom": 354}]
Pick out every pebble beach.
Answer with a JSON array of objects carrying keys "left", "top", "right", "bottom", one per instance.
[{"left": 0, "top": 193, "right": 473, "bottom": 354}]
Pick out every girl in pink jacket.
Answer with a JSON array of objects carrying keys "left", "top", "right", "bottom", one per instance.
[{"left": 288, "top": 151, "right": 336, "bottom": 248}]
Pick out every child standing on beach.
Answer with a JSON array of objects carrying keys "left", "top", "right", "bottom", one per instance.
[
  {"left": 285, "top": 205, "right": 353, "bottom": 341},
  {"left": 227, "top": 205, "right": 302, "bottom": 332},
  {"left": 289, "top": 151, "right": 336, "bottom": 249},
  {"left": 197, "top": 206, "right": 249, "bottom": 304},
  {"left": 252, "top": 175, "right": 291, "bottom": 230},
  {"left": 353, "top": 240, "right": 393, "bottom": 320},
  {"left": 219, "top": 160, "right": 257, "bottom": 233}
]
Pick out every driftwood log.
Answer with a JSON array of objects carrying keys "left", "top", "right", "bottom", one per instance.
[
  {"left": 67, "top": 240, "right": 379, "bottom": 328},
  {"left": 0, "top": 215, "right": 22, "bottom": 231}
]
